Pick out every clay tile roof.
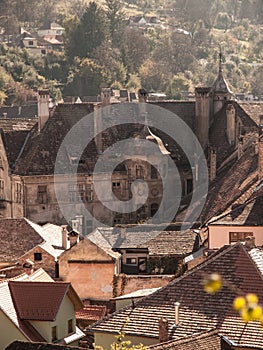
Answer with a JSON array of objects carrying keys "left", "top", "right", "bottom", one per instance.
[
  {"left": 0, "top": 118, "right": 37, "bottom": 131},
  {"left": 8, "top": 281, "right": 70, "bottom": 321},
  {"left": 76, "top": 305, "right": 107, "bottom": 322},
  {"left": 2, "top": 130, "right": 31, "bottom": 168},
  {"left": 149, "top": 329, "right": 221, "bottom": 350},
  {"left": 0, "top": 218, "right": 44, "bottom": 262},
  {"left": 6, "top": 340, "right": 86, "bottom": 349},
  {"left": 89, "top": 243, "right": 263, "bottom": 348}
]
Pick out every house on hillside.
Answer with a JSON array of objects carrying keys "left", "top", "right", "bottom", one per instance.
[
  {"left": 89, "top": 242, "right": 263, "bottom": 349},
  {"left": 0, "top": 280, "right": 84, "bottom": 349}
]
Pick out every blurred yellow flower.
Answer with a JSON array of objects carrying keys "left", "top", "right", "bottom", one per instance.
[{"left": 203, "top": 273, "right": 222, "bottom": 294}]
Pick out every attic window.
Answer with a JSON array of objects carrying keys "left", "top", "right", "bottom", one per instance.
[
  {"left": 126, "top": 258, "right": 137, "bottom": 265},
  {"left": 229, "top": 232, "right": 253, "bottom": 244},
  {"left": 37, "top": 185, "right": 47, "bottom": 204},
  {"left": 28, "top": 40, "right": 34, "bottom": 46},
  {"left": 34, "top": 252, "right": 42, "bottom": 261}
]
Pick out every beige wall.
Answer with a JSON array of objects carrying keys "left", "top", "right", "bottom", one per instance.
[
  {"left": 59, "top": 239, "right": 117, "bottom": 300},
  {"left": 30, "top": 295, "right": 75, "bottom": 343},
  {"left": 94, "top": 332, "right": 158, "bottom": 350},
  {"left": 0, "top": 309, "right": 28, "bottom": 349},
  {"left": 208, "top": 225, "right": 263, "bottom": 249}
]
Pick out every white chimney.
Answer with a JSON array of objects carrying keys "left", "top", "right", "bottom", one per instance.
[
  {"left": 174, "top": 302, "right": 180, "bottom": 325},
  {"left": 61, "top": 225, "right": 70, "bottom": 250},
  {"left": 38, "top": 89, "right": 50, "bottom": 132}
]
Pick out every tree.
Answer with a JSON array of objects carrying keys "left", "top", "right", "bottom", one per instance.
[
  {"left": 105, "top": 0, "right": 127, "bottom": 46},
  {"left": 63, "top": 2, "right": 109, "bottom": 61}
]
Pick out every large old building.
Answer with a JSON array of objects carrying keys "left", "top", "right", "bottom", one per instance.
[{"left": 0, "top": 55, "right": 262, "bottom": 234}]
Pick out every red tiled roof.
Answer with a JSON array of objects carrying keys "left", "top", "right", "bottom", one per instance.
[
  {"left": 9, "top": 281, "right": 70, "bottom": 321},
  {"left": 76, "top": 305, "right": 107, "bottom": 322},
  {"left": 89, "top": 243, "right": 263, "bottom": 348}
]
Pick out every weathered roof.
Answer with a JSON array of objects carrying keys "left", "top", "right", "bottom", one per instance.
[
  {"left": 149, "top": 329, "right": 221, "bottom": 350},
  {"left": 89, "top": 243, "right": 263, "bottom": 348},
  {"left": 0, "top": 218, "right": 44, "bottom": 262},
  {"left": 239, "top": 102, "right": 263, "bottom": 126},
  {"left": 112, "top": 288, "right": 160, "bottom": 300},
  {"left": 198, "top": 148, "right": 258, "bottom": 225},
  {"left": 0, "top": 105, "right": 37, "bottom": 119},
  {"left": 87, "top": 226, "right": 199, "bottom": 256},
  {"left": 2, "top": 130, "right": 31, "bottom": 168}
]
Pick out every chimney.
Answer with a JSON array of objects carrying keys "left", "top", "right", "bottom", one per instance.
[
  {"left": 174, "top": 302, "right": 180, "bottom": 326},
  {"left": 195, "top": 87, "right": 211, "bottom": 149},
  {"left": 226, "top": 104, "right": 235, "bottom": 145},
  {"left": 259, "top": 135, "right": 263, "bottom": 181},
  {"left": 138, "top": 88, "right": 148, "bottom": 103},
  {"left": 61, "top": 225, "right": 70, "bottom": 250},
  {"left": 38, "top": 89, "right": 50, "bottom": 132},
  {"left": 244, "top": 236, "right": 255, "bottom": 250},
  {"left": 158, "top": 317, "right": 169, "bottom": 343},
  {"left": 209, "top": 147, "right": 216, "bottom": 181},
  {"left": 101, "top": 87, "right": 111, "bottom": 107}
]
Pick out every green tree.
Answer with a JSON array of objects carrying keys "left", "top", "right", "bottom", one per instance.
[
  {"left": 105, "top": 0, "right": 127, "bottom": 46},
  {"left": 64, "top": 2, "right": 108, "bottom": 61}
]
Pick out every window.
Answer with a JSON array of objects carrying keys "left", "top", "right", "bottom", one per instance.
[
  {"left": 37, "top": 185, "right": 47, "bottom": 204},
  {"left": 229, "top": 232, "right": 253, "bottom": 244},
  {"left": 112, "top": 182, "right": 120, "bottom": 187},
  {"left": 126, "top": 258, "right": 137, "bottom": 265},
  {"left": 15, "top": 183, "right": 22, "bottom": 204},
  {"left": 136, "top": 165, "right": 144, "bottom": 179},
  {"left": 68, "top": 319, "right": 73, "bottom": 334},
  {"left": 68, "top": 183, "right": 86, "bottom": 202},
  {"left": 138, "top": 257, "right": 147, "bottom": 272},
  {"left": 28, "top": 40, "right": 34, "bottom": 46},
  {"left": 0, "top": 156, "right": 3, "bottom": 169},
  {"left": 41, "top": 49, "right": 46, "bottom": 55},
  {"left": 52, "top": 326, "right": 57, "bottom": 342},
  {"left": 34, "top": 252, "right": 42, "bottom": 261},
  {"left": 86, "top": 184, "right": 93, "bottom": 201},
  {"left": 151, "top": 165, "right": 158, "bottom": 179}
]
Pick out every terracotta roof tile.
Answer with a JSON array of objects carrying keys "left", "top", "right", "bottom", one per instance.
[
  {"left": 76, "top": 305, "right": 107, "bottom": 322},
  {"left": 9, "top": 281, "right": 70, "bottom": 321},
  {"left": 89, "top": 243, "right": 263, "bottom": 348}
]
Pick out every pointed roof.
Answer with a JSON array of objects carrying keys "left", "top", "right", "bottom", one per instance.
[
  {"left": 211, "top": 49, "right": 233, "bottom": 95},
  {"left": 89, "top": 243, "right": 263, "bottom": 348}
]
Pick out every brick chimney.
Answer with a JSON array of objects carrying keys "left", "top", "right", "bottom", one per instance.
[
  {"left": 38, "top": 89, "right": 50, "bottom": 132},
  {"left": 195, "top": 87, "right": 211, "bottom": 149},
  {"left": 158, "top": 317, "right": 169, "bottom": 343}
]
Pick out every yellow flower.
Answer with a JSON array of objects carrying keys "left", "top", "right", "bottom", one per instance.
[
  {"left": 246, "top": 293, "right": 258, "bottom": 305},
  {"left": 233, "top": 296, "right": 246, "bottom": 311},
  {"left": 203, "top": 273, "right": 222, "bottom": 294},
  {"left": 250, "top": 305, "right": 262, "bottom": 321}
]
